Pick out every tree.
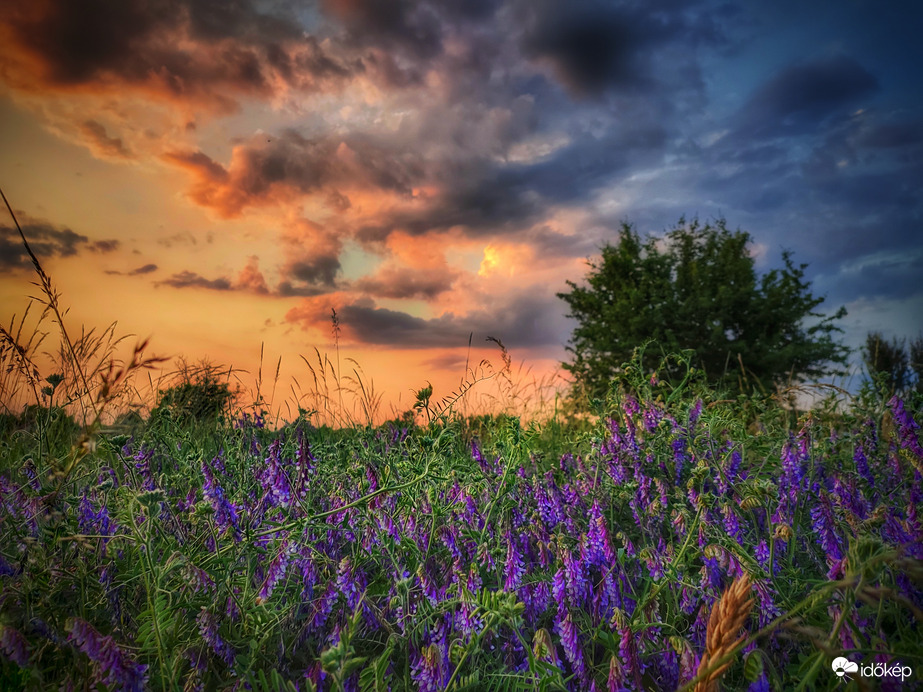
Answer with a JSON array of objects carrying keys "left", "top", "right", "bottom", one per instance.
[
  {"left": 151, "top": 359, "right": 235, "bottom": 425},
  {"left": 863, "top": 331, "right": 923, "bottom": 398},
  {"left": 558, "top": 218, "right": 849, "bottom": 399}
]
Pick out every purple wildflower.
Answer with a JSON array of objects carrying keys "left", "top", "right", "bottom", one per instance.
[
  {"left": 723, "top": 504, "right": 745, "bottom": 545},
  {"left": 754, "top": 540, "right": 770, "bottom": 573},
  {"left": 853, "top": 445, "right": 875, "bottom": 487},
  {"left": 77, "top": 493, "right": 117, "bottom": 555},
  {"left": 753, "top": 579, "right": 782, "bottom": 629},
  {"left": 196, "top": 609, "right": 235, "bottom": 667},
  {"left": 0, "top": 625, "right": 29, "bottom": 667},
  {"left": 133, "top": 446, "right": 155, "bottom": 491},
  {"left": 503, "top": 531, "right": 525, "bottom": 592},
  {"left": 680, "top": 586, "right": 698, "bottom": 615},
  {"left": 584, "top": 499, "right": 616, "bottom": 567},
  {"left": 618, "top": 624, "right": 643, "bottom": 689},
  {"left": 260, "top": 439, "right": 292, "bottom": 508},
  {"left": 338, "top": 558, "right": 368, "bottom": 611},
  {"left": 562, "top": 547, "right": 588, "bottom": 607},
  {"left": 701, "top": 556, "right": 723, "bottom": 593},
  {"left": 642, "top": 404, "right": 663, "bottom": 432},
  {"left": 312, "top": 582, "right": 338, "bottom": 630},
  {"left": 201, "top": 457, "right": 241, "bottom": 540},
  {"left": 689, "top": 399, "right": 703, "bottom": 426},
  {"left": 672, "top": 436, "right": 689, "bottom": 483},
  {"left": 833, "top": 476, "right": 868, "bottom": 521},
  {"left": 809, "top": 490, "right": 842, "bottom": 561},
  {"left": 608, "top": 654, "right": 628, "bottom": 692},
  {"left": 68, "top": 618, "right": 148, "bottom": 691},
  {"left": 410, "top": 644, "right": 444, "bottom": 692},
  {"left": 555, "top": 608, "right": 586, "bottom": 681},
  {"left": 257, "top": 539, "right": 292, "bottom": 604},
  {"left": 890, "top": 396, "right": 923, "bottom": 459},
  {"left": 748, "top": 673, "right": 771, "bottom": 692}
]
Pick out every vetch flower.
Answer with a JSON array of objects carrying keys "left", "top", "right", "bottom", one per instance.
[
  {"left": 809, "top": 490, "right": 842, "bottom": 561},
  {"left": 196, "top": 609, "right": 235, "bottom": 667},
  {"left": 68, "top": 618, "right": 148, "bottom": 691},
  {"left": 723, "top": 504, "right": 745, "bottom": 545},
  {"left": 257, "top": 538, "right": 293, "bottom": 604},
  {"left": 260, "top": 439, "right": 293, "bottom": 508},
  {"left": 0, "top": 625, "right": 29, "bottom": 667},
  {"left": 617, "top": 623, "right": 643, "bottom": 689},
  {"left": 890, "top": 396, "right": 923, "bottom": 460},
  {"left": 555, "top": 608, "right": 586, "bottom": 682},
  {"left": 503, "top": 531, "right": 525, "bottom": 592},
  {"left": 201, "top": 457, "right": 241, "bottom": 540}
]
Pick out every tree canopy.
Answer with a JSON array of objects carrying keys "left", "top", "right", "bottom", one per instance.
[
  {"left": 558, "top": 218, "right": 849, "bottom": 399},
  {"left": 863, "top": 331, "right": 923, "bottom": 399}
]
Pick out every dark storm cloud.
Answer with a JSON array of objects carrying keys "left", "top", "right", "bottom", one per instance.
[
  {"left": 0, "top": 218, "right": 117, "bottom": 270},
  {"left": 290, "top": 291, "right": 569, "bottom": 349},
  {"left": 357, "top": 121, "right": 665, "bottom": 243},
  {"left": 829, "top": 250, "right": 923, "bottom": 303},
  {"left": 1, "top": 0, "right": 355, "bottom": 110},
  {"left": 521, "top": 0, "right": 729, "bottom": 97},
  {"left": 324, "top": 0, "right": 444, "bottom": 62},
  {"left": 733, "top": 54, "right": 879, "bottom": 139},
  {"left": 523, "top": 4, "right": 640, "bottom": 95},
  {"left": 157, "top": 271, "right": 232, "bottom": 291},
  {"left": 287, "top": 256, "right": 342, "bottom": 288},
  {"left": 855, "top": 120, "right": 923, "bottom": 150}
]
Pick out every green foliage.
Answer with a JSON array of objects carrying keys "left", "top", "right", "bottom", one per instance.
[
  {"left": 558, "top": 217, "right": 849, "bottom": 400},
  {"left": 2, "top": 347, "right": 923, "bottom": 691},
  {"left": 863, "top": 331, "right": 923, "bottom": 399},
  {"left": 151, "top": 361, "right": 235, "bottom": 425}
]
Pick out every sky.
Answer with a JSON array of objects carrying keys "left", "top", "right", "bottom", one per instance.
[{"left": 1, "top": 0, "right": 921, "bottom": 421}]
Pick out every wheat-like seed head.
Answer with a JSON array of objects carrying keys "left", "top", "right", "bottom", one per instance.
[{"left": 693, "top": 574, "right": 754, "bottom": 692}]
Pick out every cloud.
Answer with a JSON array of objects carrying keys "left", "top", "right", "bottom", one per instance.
[
  {"left": 0, "top": 217, "right": 117, "bottom": 270},
  {"left": 733, "top": 54, "right": 879, "bottom": 139},
  {"left": 521, "top": 0, "right": 729, "bottom": 98},
  {"left": 285, "top": 289, "right": 570, "bottom": 350},
  {"left": 0, "top": 0, "right": 356, "bottom": 113},
  {"left": 157, "top": 270, "right": 232, "bottom": 291},
  {"left": 164, "top": 130, "right": 423, "bottom": 217},
  {"left": 236, "top": 255, "right": 269, "bottom": 294},
  {"left": 156, "top": 257, "right": 272, "bottom": 294},
  {"left": 80, "top": 120, "right": 132, "bottom": 159},
  {"left": 88, "top": 239, "right": 121, "bottom": 253},
  {"left": 287, "top": 256, "right": 342, "bottom": 288},
  {"left": 105, "top": 263, "right": 158, "bottom": 277},
  {"left": 354, "top": 263, "right": 459, "bottom": 300},
  {"left": 324, "top": 0, "right": 445, "bottom": 62}
]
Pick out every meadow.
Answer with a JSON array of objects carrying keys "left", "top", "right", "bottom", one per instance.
[{"left": 1, "top": 195, "right": 922, "bottom": 691}]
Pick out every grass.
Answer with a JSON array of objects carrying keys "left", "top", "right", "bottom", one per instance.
[{"left": 1, "top": 191, "right": 922, "bottom": 691}]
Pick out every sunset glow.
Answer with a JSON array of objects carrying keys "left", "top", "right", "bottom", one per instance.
[{"left": 2, "top": 1, "right": 921, "bottom": 422}]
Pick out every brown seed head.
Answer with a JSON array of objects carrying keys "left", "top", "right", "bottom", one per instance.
[{"left": 693, "top": 574, "right": 754, "bottom": 692}]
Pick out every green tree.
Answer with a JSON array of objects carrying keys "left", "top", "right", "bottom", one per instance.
[
  {"left": 863, "top": 331, "right": 923, "bottom": 398},
  {"left": 151, "top": 360, "right": 235, "bottom": 425},
  {"left": 558, "top": 218, "right": 849, "bottom": 399}
]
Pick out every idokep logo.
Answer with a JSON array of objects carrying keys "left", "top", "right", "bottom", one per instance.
[
  {"left": 832, "top": 657, "right": 858, "bottom": 678},
  {"left": 832, "top": 656, "right": 859, "bottom": 678},
  {"left": 831, "top": 656, "right": 914, "bottom": 683}
]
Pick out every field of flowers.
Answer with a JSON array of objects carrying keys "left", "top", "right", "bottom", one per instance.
[{"left": 1, "top": 364, "right": 921, "bottom": 692}]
